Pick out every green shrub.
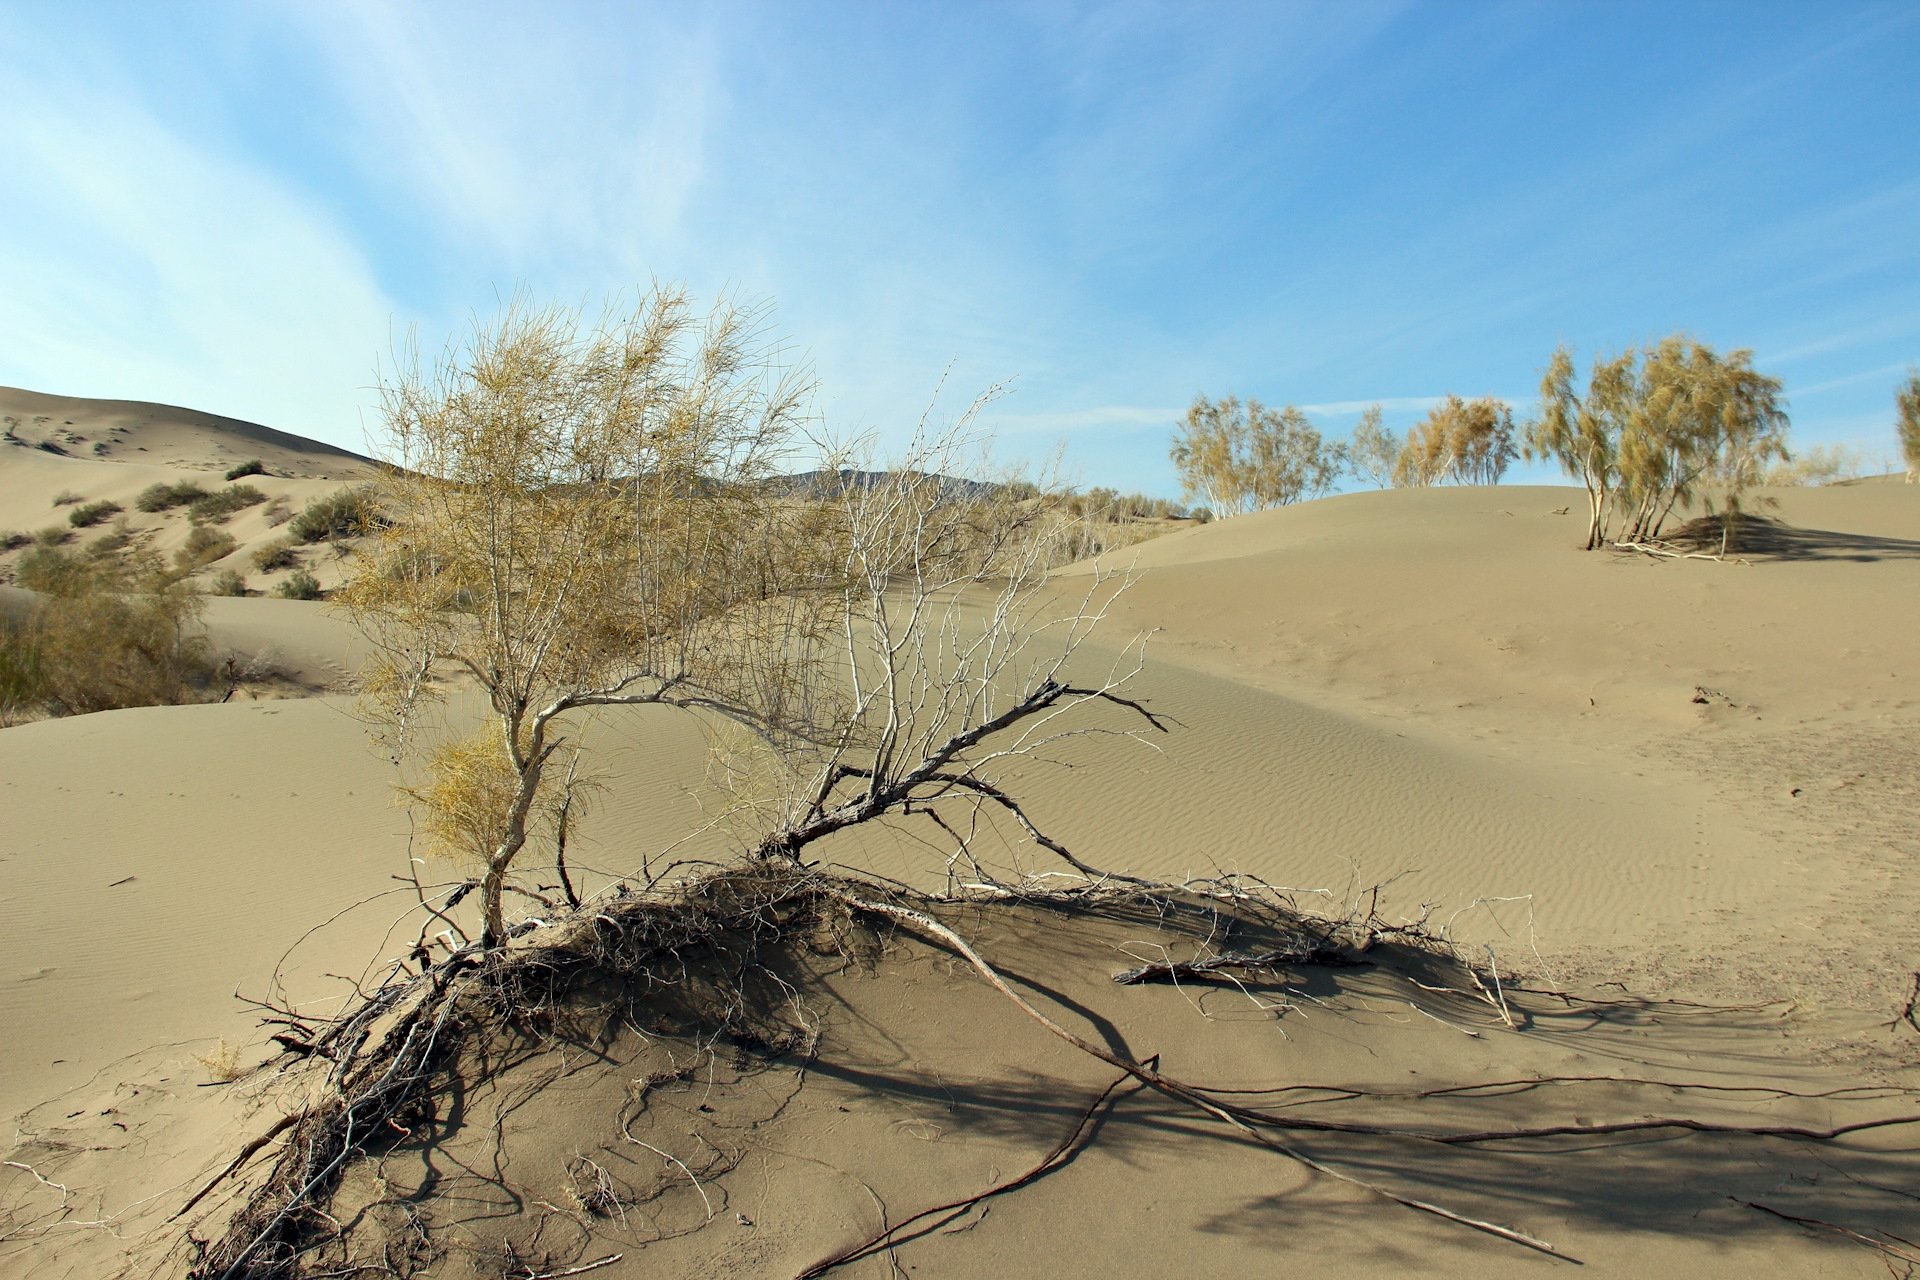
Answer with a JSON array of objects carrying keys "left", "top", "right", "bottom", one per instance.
[
  {"left": 175, "top": 525, "right": 238, "bottom": 573},
  {"left": 68, "top": 499, "right": 123, "bottom": 528},
  {"left": 34, "top": 526, "right": 74, "bottom": 548},
  {"left": 251, "top": 537, "right": 300, "bottom": 572},
  {"left": 186, "top": 484, "right": 267, "bottom": 524},
  {"left": 51, "top": 490, "right": 82, "bottom": 507},
  {"left": 0, "top": 531, "right": 29, "bottom": 552},
  {"left": 207, "top": 568, "right": 249, "bottom": 597},
  {"left": 136, "top": 480, "right": 209, "bottom": 513},
  {"left": 224, "top": 459, "right": 267, "bottom": 480},
  {"left": 275, "top": 568, "right": 323, "bottom": 600},
  {"left": 290, "top": 486, "right": 382, "bottom": 543}
]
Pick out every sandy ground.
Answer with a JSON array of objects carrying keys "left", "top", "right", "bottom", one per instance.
[{"left": 2, "top": 394, "right": 1918, "bottom": 1277}]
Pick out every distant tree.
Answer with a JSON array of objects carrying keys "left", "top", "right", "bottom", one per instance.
[
  {"left": 1525, "top": 335, "right": 1788, "bottom": 553},
  {"left": 1392, "top": 395, "right": 1516, "bottom": 487},
  {"left": 1898, "top": 368, "right": 1920, "bottom": 484},
  {"left": 1170, "top": 395, "right": 1345, "bottom": 517},
  {"left": 1528, "top": 346, "right": 1632, "bottom": 549},
  {"left": 1345, "top": 404, "right": 1399, "bottom": 489}
]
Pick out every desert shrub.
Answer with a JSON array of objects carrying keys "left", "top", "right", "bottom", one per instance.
[
  {"left": 175, "top": 525, "right": 238, "bottom": 573},
  {"left": 262, "top": 494, "right": 293, "bottom": 527},
  {"left": 68, "top": 499, "right": 123, "bottom": 528},
  {"left": 87, "top": 520, "right": 138, "bottom": 559},
  {"left": 51, "top": 490, "right": 82, "bottom": 507},
  {"left": 0, "top": 545, "right": 212, "bottom": 720},
  {"left": 275, "top": 568, "right": 323, "bottom": 600},
  {"left": 186, "top": 483, "right": 267, "bottom": 524},
  {"left": 34, "top": 526, "right": 74, "bottom": 548},
  {"left": 207, "top": 568, "right": 249, "bottom": 597},
  {"left": 1764, "top": 444, "right": 1866, "bottom": 487},
  {"left": 0, "top": 531, "right": 31, "bottom": 552},
  {"left": 225, "top": 459, "right": 268, "bottom": 480},
  {"left": 1190, "top": 507, "right": 1213, "bottom": 524},
  {"left": 252, "top": 537, "right": 300, "bottom": 572},
  {"left": 136, "top": 480, "right": 209, "bottom": 513},
  {"left": 290, "top": 486, "right": 382, "bottom": 543}
]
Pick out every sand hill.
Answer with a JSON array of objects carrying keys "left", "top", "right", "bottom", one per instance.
[{"left": 2, "top": 392, "right": 1918, "bottom": 1278}]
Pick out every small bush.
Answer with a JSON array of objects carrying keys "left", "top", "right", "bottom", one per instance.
[
  {"left": 290, "top": 486, "right": 382, "bottom": 543},
  {"left": 0, "top": 531, "right": 29, "bottom": 552},
  {"left": 251, "top": 537, "right": 300, "bottom": 572},
  {"left": 69, "top": 499, "right": 123, "bottom": 528},
  {"left": 87, "top": 520, "right": 138, "bottom": 559},
  {"left": 51, "top": 490, "right": 82, "bottom": 507},
  {"left": 136, "top": 480, "right": 209, "bottom": 513},
  {"left": 275, "top": 569, "right": 323, "bottom": 600},
  {"left": 34, "top": 526, "right": 74, "bottom": 548},
  {"left": 207, "top": 568, "right": 249, "bottom": 597},
  {"left": 175, "top": 525, "right": 238, "bottom": 573},
  {"left": 0, "top": 546, "right": 212, "bottom": 720},
  {"left": 262, "top": 494, "right": 292, "bottom": 527},
  {"left": 186, "top": 484, "right": 267, "bottom": 524},
  {"left": 225, "top": 459, "right": 267, "bottom": 481}
]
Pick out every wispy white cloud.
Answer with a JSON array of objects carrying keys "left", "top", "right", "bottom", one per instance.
[{"left": 0, "top": 54, "right": 399, "bottom": 448}]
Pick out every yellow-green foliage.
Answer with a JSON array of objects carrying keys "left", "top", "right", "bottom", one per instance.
[
  {"left": 403, "top": 731, "right": 522, "bottom": 867},
  {"left": 1393, "top": 396, "right": 1516, "bottom": 487},
  {"left": 343, "top": 288, "right": 817, "bottom": 947},
  {"left": 1898, "top": 369, "right": 1919, "bottom": 481},
  {"left": 175, "top": 524, "right": 238, "bottom": 573},
  {"left": 1170, "top": 395, "right": 1345, "bottom": 516},
  {"left": 1, "top": 544, "right": 212, "bottom": 721},
  {"left": 1528, "top": 335, "right": 1788, "bottom": 550}
]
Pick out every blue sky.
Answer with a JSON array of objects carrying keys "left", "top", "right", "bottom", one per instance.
[{"left": 2, "top": 2, "right": 1915, "bottom": 496}]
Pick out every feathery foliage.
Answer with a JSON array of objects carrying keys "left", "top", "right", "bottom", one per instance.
[
  {"left": 1392, "top": 396, "right": 1516, "bottom": 488},
  {"left": 1345, "top": 404, "right": 1399, "bottom": 489},
  {"left": 1898, "top": 368, "right": 1919, "bottom": 484},
  {"left": 341, "top": 288, "right": 818, "bottom": 947},
  {"left": 1527, "top": 336, "right": 1788, "bottom": 552},
  {"left": 1170, "top": 395, "right": 1346, "bottom": 517}
]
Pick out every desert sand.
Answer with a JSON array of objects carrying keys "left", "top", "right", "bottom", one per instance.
[{"left": 3, "top": 391, "right": 1918, "bottom": 1277}]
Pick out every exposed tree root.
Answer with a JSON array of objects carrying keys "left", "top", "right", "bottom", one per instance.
[{"left": 176, "top": 865, "right": 1920, "bottom": 1278}]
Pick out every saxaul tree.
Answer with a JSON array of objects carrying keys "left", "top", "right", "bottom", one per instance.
[
  {"left": 340, "top": 289, "right": 820, "bottom": 949},
  {"left": 1898, "top": 368, "right": 1919, "bottom": 484},
  {"left": 1527, "top": 336, "right": 1788, "bottom": 554},
  {"left": 1170, "top": 395, "right": 1346, "bottom": 517},
  {"left": 1345, "top": 404, "right": 1399, "bottom": 489},
  {"left": 1392, "top": 395, "right": 1517, "bottom": 487}
]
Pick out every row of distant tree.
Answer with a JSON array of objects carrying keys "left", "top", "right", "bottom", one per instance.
[{"left": 1172, "top": 337, "right": 1920, "bottom": 549}]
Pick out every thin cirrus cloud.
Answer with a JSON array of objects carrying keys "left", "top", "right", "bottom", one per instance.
[
  {"left": 0, "top": 3, "right": 1913, "bottom": 496},
  {"left": 0, "top": 52, "right": 398, "bottom": 447}
]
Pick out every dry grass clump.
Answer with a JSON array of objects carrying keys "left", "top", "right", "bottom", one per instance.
[
  {"left": 289, "top": 486, "right": 381, "bottom": 544},
  {"left": 262, "top": 494, "right": 293, "bottom": 528},
  {"left": 137, "top": 480, "right": 210, "bottom": 513},
  {"left": 175, "top": 525, "right": 239, "bottom": 573},
  {"left": 33, "top": 526, "right": 74, "bottom": 549},
  {"left": 273, "top": 569, "right": 322, "bottom": 600},
  {"left": 207, "top": 568, "right": 249, "bottom": 597},
  {"left": 67, "top": 499, "right": 122, "bottom": 528},
  {"left": 251, "top": 538, "right": 300, "bottom": 573},
  {"left": 50, "top": 490, "right": 83, "bottom": 507},
  {"left": 187, "top": 484, "right": 268, "bottom": 524},
  {"left": 0, "top": 530, "right": 32, "bottom": 552}
]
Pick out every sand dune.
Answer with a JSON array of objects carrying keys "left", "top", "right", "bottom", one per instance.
[{"left": 2, "top": 395, "right": 1918, "bottom": 1277}]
